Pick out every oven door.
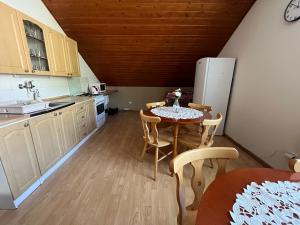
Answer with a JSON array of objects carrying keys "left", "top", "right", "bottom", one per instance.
[
  {"left": 96, "top": 102, "right": 105, "bottom": 116},
  {"left": 96, "top": 102, "right": 106, "bottom": 128}
]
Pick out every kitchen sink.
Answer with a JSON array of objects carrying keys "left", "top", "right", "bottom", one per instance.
[
  {"left": 0, "top": 101, "right": 49, "bottom": 114},
  {"left": 48, "top": 102, "right": 72, "bottom": 108},
  {"left": 28, "top": 101, "right": 75, "bottom": 117},
  {"left": 0, "top": 100, "right": 75, "bottom": 116}
]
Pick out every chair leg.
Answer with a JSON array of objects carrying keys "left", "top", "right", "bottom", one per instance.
[
  {"left": 154, "top": 147, "right": 159, "bottom": 180},
  {"left": 208, "top": 158, "right": 214, "bottom": 168},
  {"left": 140, "top": 142, "right": 148, "bottom": 161}
]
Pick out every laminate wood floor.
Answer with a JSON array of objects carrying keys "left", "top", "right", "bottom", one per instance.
[{"left": 0, "top": 111, "right": 263, "bottom": 225}]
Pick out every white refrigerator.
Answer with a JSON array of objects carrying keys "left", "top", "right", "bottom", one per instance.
[{"left": 193, "top": 57, "right": 236, "bottom": 135}]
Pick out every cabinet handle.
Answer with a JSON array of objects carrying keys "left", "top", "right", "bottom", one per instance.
[
  {"left": 32, "top": 70, "right": 35, "bottom": 73},
  {"left": 59, "top": 112, "right": 62, "bottom": 115},
  {"left": 54, "top": 112, "right": 57, "bottom": 116},
  {"left": 25, "top": 69, "right": 29, "bottom": 73},
  {"left": 81, "top": 116, "right": 84, "bottom": 119},
  {"left": 80, "top": 107, "right": 83, "bottom": 110}
]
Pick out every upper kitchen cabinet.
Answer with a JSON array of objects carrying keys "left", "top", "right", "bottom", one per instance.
[
  {"left": 65, "top": 37, "right": 80, "bottom": 76},
  {"left": 48, "top": 30, "right": 69, "bottom": 76},
  {"left": 17, "top": 12, "right": 52, "bottom": 76},
  {"left": 0, "top": 2, "right": 29, "bottom": 74}
]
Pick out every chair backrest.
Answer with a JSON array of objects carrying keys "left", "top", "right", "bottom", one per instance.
[
  {"left": 188, "top": 102, "right": 212, "bottom": 112},
  {"left": 140, "top": 110, "right": 161, "bottom": 145},
  {"left": 198, "top": 113, "right": 222, "bottom": 147},
  {"left": 169, "top": 147, "right": 239, "bottom": 225},
  {"left": 289, "top": 159, "right": 300, "bottom": 172},
  {"left": 146, "top": 101, "right": 166, "bottom": 109}
]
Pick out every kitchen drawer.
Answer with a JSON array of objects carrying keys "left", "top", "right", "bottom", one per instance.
[
  {"left": 76, "top": 110, "right": 87, "bottom": 123},
  {"left": 76, "top": 103, "right": 87, "bottom": 114},
  {"left": 78, "top": 128, "right": 88, "bottom": 140},
  {"left": 78, "top": 119, "right": 88, "bottom": 130}
]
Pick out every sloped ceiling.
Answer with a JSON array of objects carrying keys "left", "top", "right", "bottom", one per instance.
[{"left": 43, "top": 0, "right": 255, "bottom": 86}]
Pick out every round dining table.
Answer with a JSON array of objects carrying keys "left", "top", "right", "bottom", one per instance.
[
  {"left": 196, "top": 168, "right": 300, "bottom": 225},
  {"left": 144, "top": 107, "right": 212, "bottom": 158}
]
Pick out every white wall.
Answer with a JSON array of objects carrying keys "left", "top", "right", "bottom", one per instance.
[
  {"left": 0, "top": 0, "right": 99, "bottom": 101},
  {"left": 109, "top": 86, "right": 192, "bottom": 110},
  {"left": 219, "top": 0, "right": 300, "bottom": 169}
]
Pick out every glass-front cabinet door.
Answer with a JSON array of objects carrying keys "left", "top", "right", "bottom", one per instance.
[{"left": 17, "top": 13, "right": 52, "bottom": 75}]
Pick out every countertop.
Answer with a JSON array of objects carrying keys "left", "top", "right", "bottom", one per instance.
[{"left": 0, "top": 96, "right": 94, "bottom": 128}]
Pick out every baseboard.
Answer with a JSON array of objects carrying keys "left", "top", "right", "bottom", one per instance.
[{"left": 224, "top": 134, "right": 272, "bottom": 168}]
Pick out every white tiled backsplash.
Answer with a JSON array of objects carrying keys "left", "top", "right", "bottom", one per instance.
[{"left": 0, "top": 75, "right": 70, "bottom": 102}]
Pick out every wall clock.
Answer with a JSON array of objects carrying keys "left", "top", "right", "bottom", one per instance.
[{"left": 285, "top": 0, "right": 300, "bottom": 22}]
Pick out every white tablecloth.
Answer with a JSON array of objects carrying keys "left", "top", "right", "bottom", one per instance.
[
  {"left": 151, "top": 106, "right": 203, "bottom": 120},
  {"left": 230, "top": 181, "right": 300, "bottom": 225}
]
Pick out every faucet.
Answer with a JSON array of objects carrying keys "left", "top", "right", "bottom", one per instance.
[
  {"left": 18, "top": 81, "right": 42, "bottom": 101},
  {"left": 33, "top": 89, "right": 41, "bottom": 101},
  {"left": 18, "top": 80, "right": 35, "bottom": 91}
]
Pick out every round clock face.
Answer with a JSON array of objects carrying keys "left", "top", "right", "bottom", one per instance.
[{"left": 285, "top": 0, "right": 300, "bottom": 22}]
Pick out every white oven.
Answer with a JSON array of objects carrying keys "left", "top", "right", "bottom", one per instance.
[{"left": 94, "top": 95, "right": 105, "bottom": 128}]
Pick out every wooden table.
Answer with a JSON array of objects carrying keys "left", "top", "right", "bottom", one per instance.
[
  {"left": 196, "top": 168, "right": 300, "bottom": 225},
  {"left": 144, "top": 108, "right": 212, "bottom": 158}
]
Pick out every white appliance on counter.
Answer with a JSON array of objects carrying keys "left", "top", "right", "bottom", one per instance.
[
  {"left": 193, "top": 57, "right": 236, "bottom": 135},
  {"left": 88, "top": 83, "right": 107, "bottom": 95}
]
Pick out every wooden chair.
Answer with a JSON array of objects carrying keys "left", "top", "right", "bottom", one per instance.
[
  {"left": 179, "top": 113, "right": 223, "bottom": 167},
  {"left": 188, "top": 103, "right": 212, "bottom": 112},
  {"left": 169, "top": 147, "right": 239, "bottom": 225},
  {"left": 182, "top": 103, "right": 213, "bottom": 134},
  {"left": 289, "top": 158, "right": 300, "bottom": 172},
  {"left": 140, "top": 110, "right": 173, "bottom": 180},
  {"left": 146, "top": 101, "right": 166, "bottom": 109}
]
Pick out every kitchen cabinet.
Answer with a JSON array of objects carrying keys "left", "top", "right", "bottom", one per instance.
[
  {"left": 87, "top": 100, "right": 97, "bottom": 133},
  {"left": 48, "top": 30, "right": 69, "bottom": 76},
  {"left": 29, "top": 112, "right": 63, "bottom": 174},
  {"left": 0, "top": 2, "right": 81, "bottom": 77},
  {"left": 75, "top": 102, "right": 89, "bottom": 141},
  {"left": 0, "top": 2, "right": 29, "bottom": 74},
  {"left": 17, "top": 12, "right": 52, "bottom": 75},
  {"left": 0, "top": 120, "right": 40, "bottom": 198},
  {"left": 66, "top": 37, "right": 80, "bottom": 76},
  {"left": 57, "top": 106, "right": 78, "bottom": 154}
]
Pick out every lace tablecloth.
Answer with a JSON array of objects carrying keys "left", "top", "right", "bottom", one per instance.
[
  {"left": 151, "top": 106, "right": 203, "bottom": 120},
  {"left": 230, "top": 181, "right": 300, "bottom": 225}
]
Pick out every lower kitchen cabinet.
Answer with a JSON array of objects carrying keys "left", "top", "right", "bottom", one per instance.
[
  {"left": 87, "top": 100, "right": 97, "bottom": 133},
  {"left": 29, "top": 112, "right": 63, "bottom": 174},
  {"left": 57, "top": 106, "right": 78, "bottom": 154},
  {"left": 0, "top": 99, "right": 98, "bottom": 208},
  {"left": 75, "top": 100, "right": 97, "bottom": 141},
  {"left": 0, "top": 120, "right": 40, "bottom": 198}
]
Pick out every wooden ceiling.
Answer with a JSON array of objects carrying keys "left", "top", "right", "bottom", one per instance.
[{"left": 43, "top": 0, "right": 255, "bottom": 86}]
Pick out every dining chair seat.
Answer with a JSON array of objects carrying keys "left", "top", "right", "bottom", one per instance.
[
  {"left": 149, "top": 131, "right": 173, "bottom": 147},
  {"left": 179, "top": 132, "right": 214, "bottom": 149}
]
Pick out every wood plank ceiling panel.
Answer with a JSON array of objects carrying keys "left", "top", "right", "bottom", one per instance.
[{"left": 43, "top": 0, "right": 255, "bottom": 86}]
